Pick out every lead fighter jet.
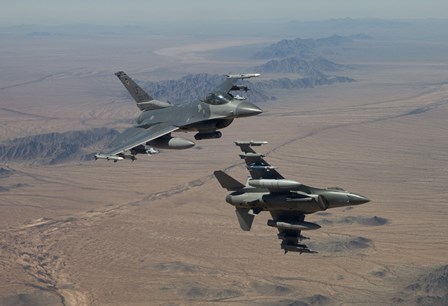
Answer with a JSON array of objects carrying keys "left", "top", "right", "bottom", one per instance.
[
  {"left": 214, "top": 141, "right": 370, "bottom": 254},
  {"left": 95, "top": 72, "right": 262, "bottom": 161}
]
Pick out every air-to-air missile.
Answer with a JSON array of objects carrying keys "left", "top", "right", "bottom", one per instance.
[
  {"left": 214, "top": 141, "right": 370, "bottom": 254},
  {"left": 94, "top": 72, "right": 262, "bottom": 162}
]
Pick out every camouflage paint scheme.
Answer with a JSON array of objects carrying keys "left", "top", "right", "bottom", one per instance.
[
  {"left": 95, "top": 72, "right": 262, "bottom": 161},
  {"left": 214, "top": 141, "right": 370, "bottom": 254}
]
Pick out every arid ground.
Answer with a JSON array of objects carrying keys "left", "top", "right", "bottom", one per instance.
[{"left": 0, "top": 30, "right": 447, "bottom": 305}]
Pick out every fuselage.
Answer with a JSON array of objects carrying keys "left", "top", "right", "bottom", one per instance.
[
  {"left": 136, "top": 97, "right": 262, "bottom": 134},
  {"left": 225, "top": 184, "right": 370, "bottom": 214}
]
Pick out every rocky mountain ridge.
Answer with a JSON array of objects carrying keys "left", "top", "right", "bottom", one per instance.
[
  {"left": 140, "top": 72, "right": 354, "bottom": 105},
  {"left": 0, "top": 128, "right": 118, "bottom": 165},
  {"left": 4, "top": 34, "right": 356, "bottom": 165},
  {"left": 254, "top": 34, "right": 352, "bottom": 59},
  {"left": 141, "top": 74, "right": 274, "bottom": 104}
]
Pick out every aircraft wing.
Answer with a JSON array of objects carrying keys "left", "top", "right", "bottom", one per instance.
[
  {"left": 235, "top": 141, "right": 284, "bottom": 180},
  {"left": 103, "top": 123, "right": 178, "bottom": 156},
  {"left": 269, "top": 211, "right": 316, "bottom": 254}
]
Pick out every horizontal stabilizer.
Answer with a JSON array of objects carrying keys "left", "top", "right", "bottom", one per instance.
[
  {"left": 235, "top": 208, "right": 255, "bottom": 231},
  {"left": 214, "top": 171, "right": 245, "bottom": 191}
]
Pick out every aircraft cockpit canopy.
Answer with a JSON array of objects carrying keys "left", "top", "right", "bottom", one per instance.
[{"left": 204, "top": 93, "right": 231, "bottom": 105}]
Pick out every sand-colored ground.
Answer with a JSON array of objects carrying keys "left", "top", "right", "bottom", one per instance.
[{"left": 1, "top": 34, "right": 447, "bottom": 305}]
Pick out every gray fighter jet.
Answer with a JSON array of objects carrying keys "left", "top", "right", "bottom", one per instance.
[
  {"left": 214, "top": 141, "right": 370, "bottom": 254},
  {"left": 95, "top": 72, "right": 262, "bottom": 161}
]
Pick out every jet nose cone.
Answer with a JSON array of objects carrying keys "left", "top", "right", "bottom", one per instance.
[
  {"left": 348, "top": 193, "right": 370, "bottom": 205},
  {"left": 235, "top": 102, "right": 263, "bottom": 118}
]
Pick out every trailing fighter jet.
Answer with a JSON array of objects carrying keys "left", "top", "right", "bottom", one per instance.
[
  {"left": 95, "top": 72, "right": 262, "bottom": 161},
  {"left": 214, "top": 141, "right": 370, "bottom": 254}
]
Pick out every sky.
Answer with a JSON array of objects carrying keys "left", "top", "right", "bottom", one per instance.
[{"left": 1, "top": 0, "right": 448, "bottom": 26}]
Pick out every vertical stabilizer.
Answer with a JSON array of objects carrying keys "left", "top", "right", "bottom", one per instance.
[
  {"left": 115, "top": 71, "right": 171, "bottom": 111},
  {"left": 115, "top": 71, "right": 152, "bottom": 103}
]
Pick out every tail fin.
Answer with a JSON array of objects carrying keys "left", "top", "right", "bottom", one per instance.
[
  {"left": 235, "top": 208, "right": 255, "bottom": 231},
  {"left": 214, "top": 170, "right": 245, "bottom": 191},
  {"left": 115, "top": 71, "right": 171, "bottom": 111}
]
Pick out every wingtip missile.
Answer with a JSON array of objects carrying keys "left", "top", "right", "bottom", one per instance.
[
  {"left": 94, "top": 154, "right": 124, "bottom": 162},
  {"left": 226, "top": 73, "right": 261, "bottom": 79},
  {"left": 234, "top": 140, "right": 268, "bottom": 147}
]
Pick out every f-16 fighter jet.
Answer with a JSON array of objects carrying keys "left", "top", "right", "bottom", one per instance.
[
  {"left": 95, "top": 72, "right": 262, "bottom": 162},
  {"left": 214, "top": 141, "right": 370, "bottom": 254}
]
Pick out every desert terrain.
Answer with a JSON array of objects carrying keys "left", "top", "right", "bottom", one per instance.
[{"left": 0, "top": 24, "right": 447, "bottom": 305}]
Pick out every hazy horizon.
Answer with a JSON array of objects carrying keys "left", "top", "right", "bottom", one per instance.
[{"left": 1, "top": 0, "right": 448, "bottom": 27}]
